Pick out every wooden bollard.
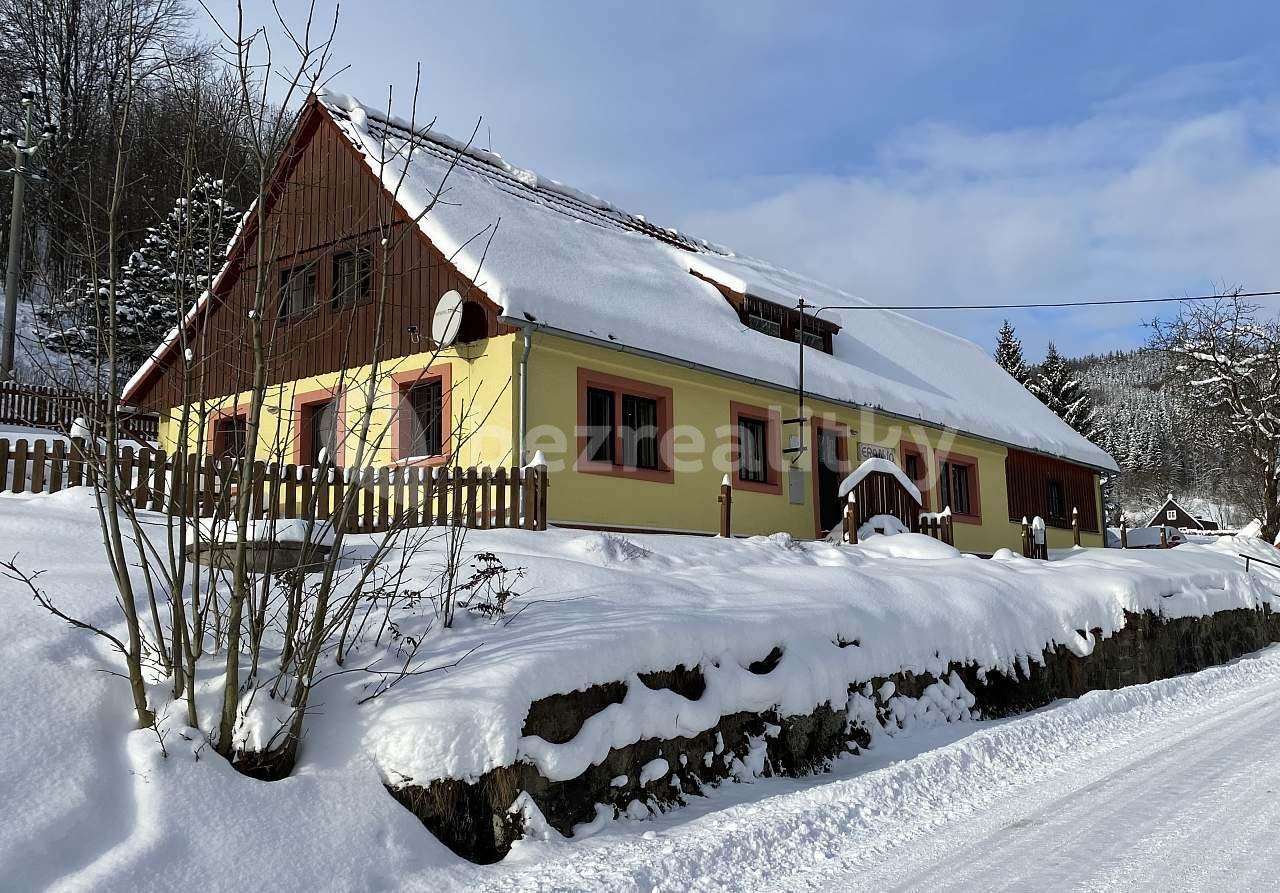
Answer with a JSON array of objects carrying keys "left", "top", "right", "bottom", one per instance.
[
  {"left": 1160, "top": 525, "right": 1169, "bottom": 549},
  {"left": 1120, "top": 518, "right": 1129, "bottom": 549},
  {"left": 1071, "top": 506, "right": 1081, "bottom": 547},
  {"left": 718, "top": 474, "right": 732, "bottom": 538},
  {"left": 843, "top": 492, "right": 858, "bottom": 544}
]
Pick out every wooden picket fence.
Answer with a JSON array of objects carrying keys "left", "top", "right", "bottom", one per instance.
[
  {"left": 917, "top": 511, "right": 955, "bottom": 546},
  {"left": 0, "top": 381, "right": 159, "bottom": 442},
  {"left": 0, "top": 437, "right": 549, "bottom": 533}
]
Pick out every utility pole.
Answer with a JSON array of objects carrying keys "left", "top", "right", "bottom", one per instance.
[{"left": 0, "top": 90, "right": 56, "bottom": 381}]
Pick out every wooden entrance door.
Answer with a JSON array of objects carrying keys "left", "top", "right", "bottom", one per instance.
[{"left": 815, "top": 426, "right": 844, "bottom": 534}]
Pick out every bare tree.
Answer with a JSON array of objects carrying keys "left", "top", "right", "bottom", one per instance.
[{"left": 1148, "top": 293, "right": 1280, "bottom": 539}]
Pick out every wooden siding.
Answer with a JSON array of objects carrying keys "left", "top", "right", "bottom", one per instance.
[
  {"left": 1005, "top": 448, "right": 1099, "bottom": 532},
  {"left": 131, "top": 102, "right": 513, "bottom": 411}
]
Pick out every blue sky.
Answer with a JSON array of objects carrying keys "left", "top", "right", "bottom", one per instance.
[{"left": 199, "top": 1, "right": 1280, "bottom": 359}]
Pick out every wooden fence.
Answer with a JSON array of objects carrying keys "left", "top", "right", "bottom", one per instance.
[
  {"left": 0, "top": 437, "right": 549, "bottom": 533},
  {"left": 0, "top": 381, "right": 159, "bottom": 442}
]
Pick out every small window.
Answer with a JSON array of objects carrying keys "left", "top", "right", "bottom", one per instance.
[
  {"left": 213, "top": 415, "right": 247, "bottom": 459},
  {"left": 1167, "top": 509, "right": 1177, "bottom": 521},
  {"left": 790, "top": 328, "right": 824, "bottom": 351},
  {"left": 738, "top": 416, "right": 768, "bottom": 483},
  {"left": 1047, "top": 479, "right": 1065, "bottom": 520},
  {"left": 279, "top": 262, "right": 317, "bottom": 317},
  {"left": 403, "top": 380, "right": 444, "bottom": 458},
  {"left": 621, "top": 394, "right": 659, "bottom": 470},
  {"left": 585, "top": 387, "right": 615, "bottom": 463},
  {"left": 304, "top": 399, "right": 338, "bottom": 465},
  {"left": 746, "top": 313, "right": 782, "bottom": 338},
  {"left": 942, "top": 460, "right": 974, "bottom": 516},
  {"left": 331, "top": 248, "right": 371, "bottom": 308}
]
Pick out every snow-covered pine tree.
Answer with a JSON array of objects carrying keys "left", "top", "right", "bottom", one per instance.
[
  {"left": 994, "top": 319, "right": 1029, "bottom": 384},
  {"left": 36, "top": 174, "right": 238, "bottom": 376},
  {"left": 1029, "top": 342, "right": 1098, "bottom": 440}
]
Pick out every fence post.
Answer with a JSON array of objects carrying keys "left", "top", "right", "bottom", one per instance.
[
  {"left": 1071, "top": 507, "right": 1081, "bottom": 547},
  {"left": 1021, "top": 516, "right": 1031, "bottom": 558},
  {"left": 1031, "top": 515, "right": 1046, "bottom": 560},
  {"left": 718, "top": 474, "right": 732, "bottom": 538},
  {"left": 844, "top": 492, "right": 858, "bottom": 544},
  {"left": 1120, "top": 517, "right": 1129, "bottom": 550},
  {"left": 1160, "top": 525, "right": 1168, "bottom": 549}
]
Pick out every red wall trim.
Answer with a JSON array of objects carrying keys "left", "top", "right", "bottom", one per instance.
[
  {"left": 389, "top": 364, "right": 454, "bottom": 466},
  {"left": 729, "top": 400, "right": 782, "bottom": 495},
  {"left": 575, "top": 367, "right": 675, "bottom": 484},
  {"left": 810, "top": 417, "right": 850, "bottom": 536}
]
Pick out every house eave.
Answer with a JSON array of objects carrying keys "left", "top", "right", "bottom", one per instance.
[{"left": 501, "top": 315, "right": 1118, "bottom": 476}]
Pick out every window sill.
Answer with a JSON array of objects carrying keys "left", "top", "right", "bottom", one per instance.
[
  {"left": 391, "top": 453, "right": 450, "bottom": 469},
  {"left": 951, "top": 512, "right": 982, "bottom": 526},
  {"left": 577, "top": 460, "right": 674, "bottom": 484},
  {"left": 735, "top": 476, "right": 781, "bottom": 496}
]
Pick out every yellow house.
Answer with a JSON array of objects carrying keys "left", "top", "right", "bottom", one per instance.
[{"left": 122, "top": 90, "right": 1116, "bottom": 554}]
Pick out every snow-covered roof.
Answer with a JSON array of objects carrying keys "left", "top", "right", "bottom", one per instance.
[
  {"left": 838, "top": 457, "right": 923, "bottom": 504},
  {"left": 129, "top": 89, "right": 1118, "bottom": 473},
  {"left": 1146, "top": 495, "right": 1207, "bottom": 529},
  {"left": 319, "top": 90, "right": 1115, "bottom": 472}
]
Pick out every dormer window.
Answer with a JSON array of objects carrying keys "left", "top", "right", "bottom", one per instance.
[
  {"left": 742, "top": 294, "right": 838, "bottom": 355},
  {"left": 688, "top": 268, "right": 841, "bottom": 355}
]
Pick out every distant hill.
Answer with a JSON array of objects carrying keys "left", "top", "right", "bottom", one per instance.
[{"left": 1062, "top": 348, "right": 1248, "bottom": 528}]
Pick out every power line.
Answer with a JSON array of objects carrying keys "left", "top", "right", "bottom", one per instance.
[{"left": 807, "top": 289, "right": 1280, "bottom": 314}]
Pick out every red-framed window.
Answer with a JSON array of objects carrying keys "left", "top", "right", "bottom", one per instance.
[
  {"left": 731, "top": 401, "right": 781, "bottom": 495},
  {"left": 576, "top": 368, "right": 674, "bottom": 483},
  {"left": 292, "top": 387, "right": 343, "bottom": 466},
  {"left": 938, "top": 451, "right": 982, "bottom": 523},
  {"left": 390, "top": 365, "right": 453, "bottom": 465}
]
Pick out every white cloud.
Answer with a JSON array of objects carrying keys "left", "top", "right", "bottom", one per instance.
[{"left": 679, "top": 84, "right": 1280, "bottom": 358}]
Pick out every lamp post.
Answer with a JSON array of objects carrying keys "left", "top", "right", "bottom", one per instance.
[{"left": 0, "top": 90, "right": 56, "bottom": 381}]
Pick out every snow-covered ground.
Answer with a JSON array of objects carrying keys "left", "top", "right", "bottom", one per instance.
[
  {"left": 1, "top": 486, "right": 1278, "bottom": 890},
  {"left": 459, "top": 644, "right": 1280, "bottom": 892}
]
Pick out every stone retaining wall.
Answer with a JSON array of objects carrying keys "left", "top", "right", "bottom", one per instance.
[{"left": 389, "top": 605, "right": 1279, "bottom": 863}]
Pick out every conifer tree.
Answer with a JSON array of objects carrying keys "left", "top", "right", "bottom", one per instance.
[
  {"left": 994, "top": 318, "right": 1029, "bottom": 384},
  {"left": 1029, "top": 342, "right": 1098, "bottom": 439},
  {"left": 37, "top": 174, "right": 239, "bottom": 377}
]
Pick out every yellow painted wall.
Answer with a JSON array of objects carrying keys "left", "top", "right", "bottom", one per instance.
[
  {"left": 525, "top": 333, "right": 1106, "bottom": 552},
  {"left": 154, "top": 328, "right": 1105, "bottom": 553},
  {"left": 158, "top": 334, "right": 519, "bottom": 471}
]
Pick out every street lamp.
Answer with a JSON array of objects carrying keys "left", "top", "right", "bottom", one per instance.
[{"left": 0, "top": 90, "right": 56, "bottom": 381}]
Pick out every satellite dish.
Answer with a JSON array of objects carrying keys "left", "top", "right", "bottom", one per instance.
[{"left": 431, "top": 290, "right": 464, "bottom": 347}]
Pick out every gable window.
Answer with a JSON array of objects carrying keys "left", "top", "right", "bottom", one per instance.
[
  {"left": 279, "top": 262, "right": 317, "bottom": 318},
  {"left": 577, "top": 369, "right": 673, "bottom": 483},
  {"left": 1047, "top": 479, "right": 1066, "bottom": 521},
  {"left": 939, "top": 454, "right": 980, "bottom": 520},
  {"left": 331, "top": 248, "right": 372, "bottom": 308},
  {"left": 1167, "top": 509, "right": 1177, "bottom": 521},
  {"left": 211, "top": 414, "right": 247, "bottom": 460}
]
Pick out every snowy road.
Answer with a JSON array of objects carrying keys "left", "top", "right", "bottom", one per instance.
[{"left": 445, "top": 646, "right": 1280, "bottom": 892}]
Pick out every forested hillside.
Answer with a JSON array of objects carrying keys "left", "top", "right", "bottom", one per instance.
[{"left": 1067, "top": 349, "right": 1246, "bottom": 528}]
